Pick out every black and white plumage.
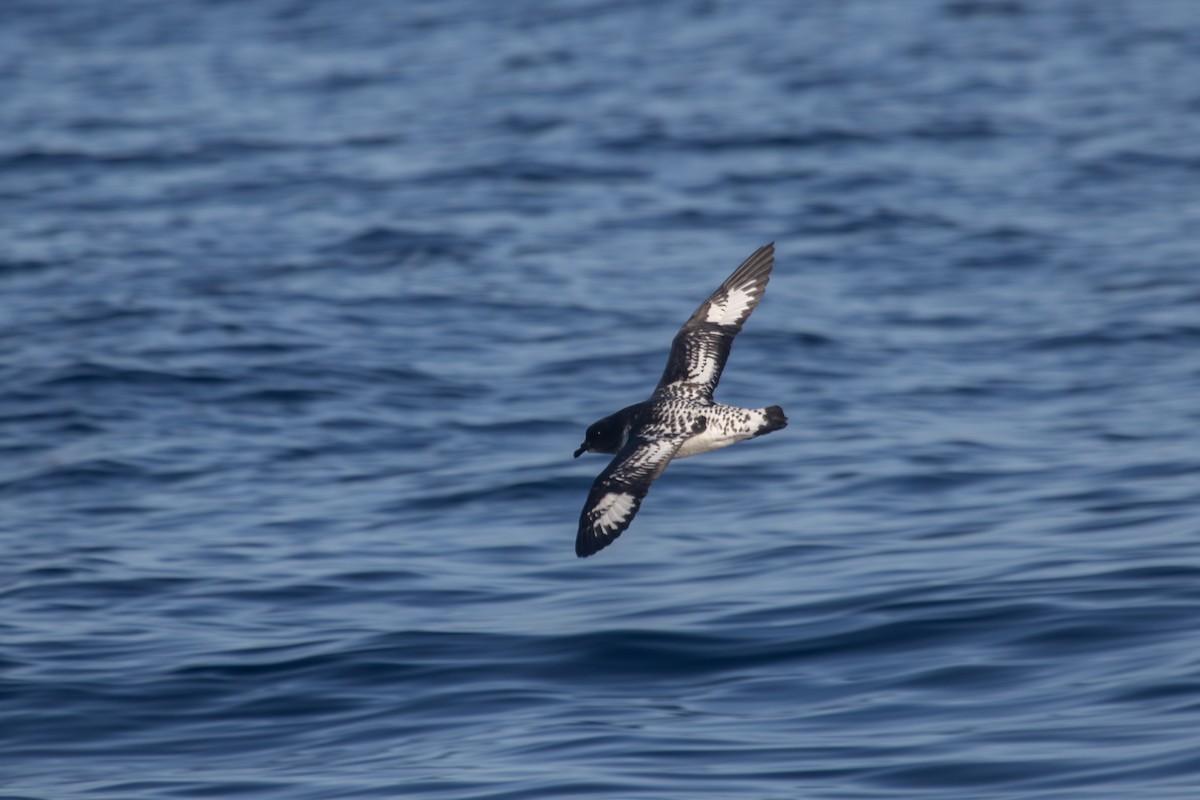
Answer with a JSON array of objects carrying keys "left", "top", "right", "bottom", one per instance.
[{"left": 573, "top": 243, "right": 787, "bottom": 558}]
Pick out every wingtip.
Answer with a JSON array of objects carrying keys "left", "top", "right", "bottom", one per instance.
[
  {"left": 576, "top": 521, "right": 624, "bottom": 557},
  {"left": 728, "top": 242, "right": 776, "bottom": 286},
  {"left": 575, "top": 533, "right": 605, "bottom": 558}
]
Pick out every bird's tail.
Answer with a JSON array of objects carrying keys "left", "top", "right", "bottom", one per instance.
[{"left": 755, "top": 405, "right": 788, "bottom": 437}]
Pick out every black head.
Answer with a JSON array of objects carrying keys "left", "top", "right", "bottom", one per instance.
[{"left": 574, "top": 415, "right": 623, "bottom": 458}]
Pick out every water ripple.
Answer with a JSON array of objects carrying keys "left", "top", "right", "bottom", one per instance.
[{"left": 2, "top": 0, "right": 1200, "bottom": 798}]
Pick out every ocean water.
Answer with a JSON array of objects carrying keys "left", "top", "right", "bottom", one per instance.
[{"left": 3, "top": 0, "right": 1200, "bottom": 797}]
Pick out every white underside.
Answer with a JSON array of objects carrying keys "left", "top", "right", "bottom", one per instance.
[{"left": 674, "top": 426, "right": 753, "bottom": 458}]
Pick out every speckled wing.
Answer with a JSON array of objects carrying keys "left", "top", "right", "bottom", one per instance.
[
  {"left": 576, "top": 434, "right": 688, "bottom": 558},
  {"left": 656, "top": 243, "right": 775, "bottom": 399}
]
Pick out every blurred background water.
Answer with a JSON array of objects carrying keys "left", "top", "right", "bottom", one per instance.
[{"left": 3, "top": 1, "right": 1200, "bottom": 798}]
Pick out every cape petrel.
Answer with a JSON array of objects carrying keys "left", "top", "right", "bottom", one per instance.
[{"left": 573, "top": 243, "right": 787, "bottom": 557}]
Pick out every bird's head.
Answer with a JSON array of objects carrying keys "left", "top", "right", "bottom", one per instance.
[{"left": 574, "top": 415, "right": 622, "bottom": 458}]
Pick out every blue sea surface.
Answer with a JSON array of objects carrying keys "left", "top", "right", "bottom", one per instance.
[{"left": 3, "top": 1, "right": 1200, "bottom": 797}]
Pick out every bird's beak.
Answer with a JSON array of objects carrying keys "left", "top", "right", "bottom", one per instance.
[{"left": 573, "top": 444, "right": 587, "bottom": 458}]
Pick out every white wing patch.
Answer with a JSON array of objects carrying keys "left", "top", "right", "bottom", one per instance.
[
  {"left": 705, "top": 284, "right": 758, "bottom": 326},
  {"left": 593, "top": 492, "right": 636, "bottom": 532}
]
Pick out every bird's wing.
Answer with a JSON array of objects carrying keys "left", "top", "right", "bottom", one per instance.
[
  {"left": 575, "top": 433, "right": 688, "bottom": 558},
  {"left": 655, "top": 242, "right": 775, "bottom": 399}
]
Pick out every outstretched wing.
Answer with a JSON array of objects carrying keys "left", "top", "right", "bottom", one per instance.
[
  {"left": 576, "top": 434, "right": 687, "bottom": 558},
  {"left": 656, "top": 243, "right": 775, "bottom": 399}
]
